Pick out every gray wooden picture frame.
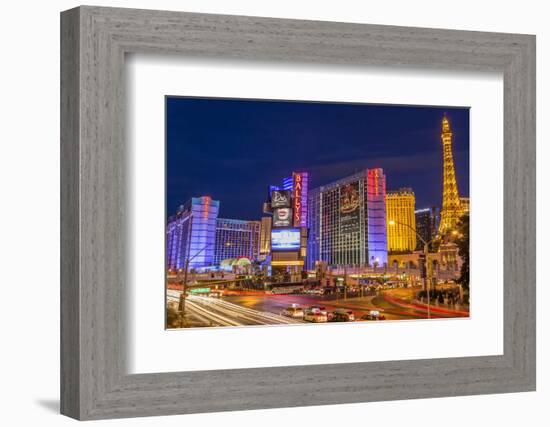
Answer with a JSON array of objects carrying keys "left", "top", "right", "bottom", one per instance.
[{"left": 60, "top": 5, "right": 536, "bottom": 421}]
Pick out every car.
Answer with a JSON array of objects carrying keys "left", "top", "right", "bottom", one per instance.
[
  {"left": 303, "top": 306, "right": 328, "bottom": 323},
  {"left": 360, "top": 310, "right": 386, "bottom": 321},
  {"left": 329, "top": 308, "right": 355, "bottom": 322},
  {"left": 281, "top": 304, "right": 304, "bottom": 319},
  {"left": 208, "top": 291, "right": 222, "bottom": 298},
  {"left": 309, "top": 305, "right": 328, "bottom": 314}
]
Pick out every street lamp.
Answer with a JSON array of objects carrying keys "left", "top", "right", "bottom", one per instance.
[
  {"left": 388, "top": 219, "right": 436, "bottom": 319},
  {"left": 177, "top": 242, "right": 215, "bottom": 327}
]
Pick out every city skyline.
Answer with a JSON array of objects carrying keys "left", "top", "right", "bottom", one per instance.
[
  {"left": 166, "top": 97, "right": 470, "bottom": 220},
  {"left": 166, "top": 99, "right": 470, "bottom": 328}
]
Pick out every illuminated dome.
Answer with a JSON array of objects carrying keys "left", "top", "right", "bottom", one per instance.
[
  {"left": 220, "top": 257, "right": 252, "bottom": 267},
  {"left": 234, "top": 257, "right": 251, "bottom": 266}
]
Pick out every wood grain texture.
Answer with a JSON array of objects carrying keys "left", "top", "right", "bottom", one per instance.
[
  {"left": 60, "top": 6, "right": 536, "bottom": 420},
  {"left": 60, "top": 7, "right": 80, "bottom": 419}
]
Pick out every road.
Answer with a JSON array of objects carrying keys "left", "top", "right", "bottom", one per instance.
[
  {"left": 167, "top": 290, "right": 303, "bottom": 327},
  {"left": 221, "top": 292, "right": 455, "bottom": 320},
  {"left": 168, "top": 286, "right": 469, "bottom": 328}
]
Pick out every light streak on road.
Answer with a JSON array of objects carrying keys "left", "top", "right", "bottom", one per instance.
[
  {"left": 186, "top": 299, "right": 242, "bottom": 326},
  {"left": 167, "top": 290, "right": 303, "bottom": 327}
]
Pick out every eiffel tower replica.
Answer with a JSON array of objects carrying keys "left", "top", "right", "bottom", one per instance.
[{"left": 438, "top": 114, "right": 463, "bottom": 235}]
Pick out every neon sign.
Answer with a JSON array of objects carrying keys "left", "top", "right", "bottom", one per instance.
[{"left": 293, "top": 172, "right": 302, "bottom": 227}]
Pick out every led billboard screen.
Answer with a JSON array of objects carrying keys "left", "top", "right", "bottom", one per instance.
[
  {"left": 271, "top": 228, "right": 300, "bottom": 251},
  {"left": 273, "top": 207, "right": 292, "bottom": 227},
  {"left": 271, "top": 190, "right": 291, "bottom": 208}
]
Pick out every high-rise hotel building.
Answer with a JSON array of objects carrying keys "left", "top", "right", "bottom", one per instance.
[
  {"left": 386, "top": 188, "right": 416, "bottom": 253},
  {"left": 166, "top": 196, "right": 260, "bottom": 270},
  {"left": 307, "top": 168, "right": 388, "bottom": 269},
  {"left": 259, "top": 217, "right": 272, "bottom": 258},
  {"left": 415, "top": 206, "right": 438, "bottom": 251},
  {"left": 213, "top": 219, "right": 261, "bottom": 265},
  {"left": 166, "top": 196, "right": 219, "bottom": 270}
]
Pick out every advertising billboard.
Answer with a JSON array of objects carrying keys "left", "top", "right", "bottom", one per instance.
[
  {"left": 271, "top": 190, "right": 291, "bottom": 208},
  {"left": 273, "top": 207, "right": 292, "bottom": 227},
  {"left": 271, "top": 228, "right": 301, "bottom": 251},
  {"left": 340, "top": 181, "right": 361, "bottom": 234}
]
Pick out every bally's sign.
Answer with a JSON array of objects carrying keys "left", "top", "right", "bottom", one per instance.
[
  {"left": 293, "top": 172, "right": 302, "bottom": 227},
  {"left": 271, "top": 190, "right": 291, "bottom": 208}
]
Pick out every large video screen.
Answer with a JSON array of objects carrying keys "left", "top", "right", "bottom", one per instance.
[
  {"left": 273, "top": 207, "right": 292, "bottom": 227},
  {"left": 271, "top": 228, "right": 301, "bottom": 251}
]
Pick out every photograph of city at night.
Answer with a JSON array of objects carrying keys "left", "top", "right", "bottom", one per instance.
[{"left": 166, "top": 97, "right": 470, "bottom": 329}]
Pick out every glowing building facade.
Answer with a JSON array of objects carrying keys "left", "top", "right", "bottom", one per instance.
[
  {"left": 259, "top": 217, "right": 272, "bottom": 258},
  {"left": 166, "top": 196, "right": 260, "bottom": 270},
  {"left": 307, "top": 168, "right": 388, "bottom": 269},
  {"left": 166, "top": 196, "right": 219, "bottom": 270},
  {"left": 386, "top": 188, "right": 416, "bottom": 253},
  {"left": 213, "top": 219, "right": 261, "bottom": 265}
]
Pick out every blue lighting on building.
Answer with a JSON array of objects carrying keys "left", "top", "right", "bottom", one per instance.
[
  {"left": 167, "top": 197, "right": 261, "bottom": 270},
  {"left": 306, "top": 168, "right": 388, "bottom": 269},
  {"left": 282, "top": 176, "right": 293, "bottom": 191},
  {"left": 166, "top": 196, "right": 219, "bottom": 270}
]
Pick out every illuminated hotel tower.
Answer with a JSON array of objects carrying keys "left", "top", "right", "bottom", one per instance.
[
  {"left": 307, "top": 168, "right": 388, "bottom": 269},
  {"left": 386, "top": 188, "right": 416, "bottom": 252},
  {"left": 438, "top": 114, "right": 463, "bottom": 234}
]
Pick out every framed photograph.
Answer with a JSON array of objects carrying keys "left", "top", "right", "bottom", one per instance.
[
  {"left": 61, "top": 6, "right": 535, "bottom": 420},
  {"left": 165, "top": 97, "right": 471, "bottom": 329}
]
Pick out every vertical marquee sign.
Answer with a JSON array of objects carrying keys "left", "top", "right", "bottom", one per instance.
[
  {"left": 292, "top": 172, "right": 302, "bottom": 227},
  {"left": 292, "top": 172, "right": 309, "bottom": 228}
]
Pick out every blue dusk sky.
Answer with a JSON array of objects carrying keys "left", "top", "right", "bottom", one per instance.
[{"left": 166, "top": 97, "right": 469, "bottom": 220}]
